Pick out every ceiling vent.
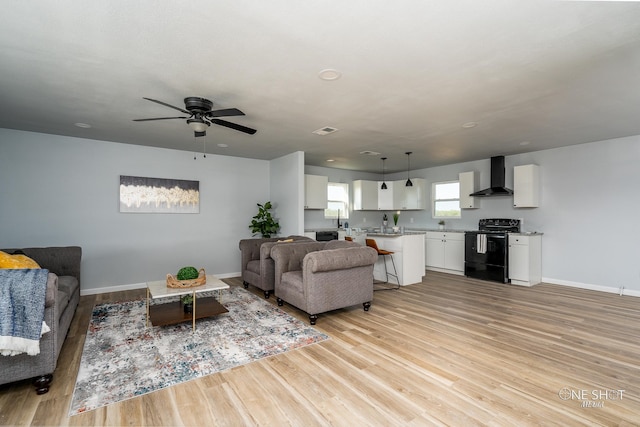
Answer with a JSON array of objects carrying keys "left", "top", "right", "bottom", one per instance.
[
  {"left": 359, "top": 150, "right": 381, "bottom": 156},
  {"left": 312, "top": 126, "right": 339, "bottom": 136}
]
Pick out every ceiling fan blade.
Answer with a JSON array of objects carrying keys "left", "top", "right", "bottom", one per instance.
[
  {"left": 211, "top": 119, "right": 257, "bottom": 135},
  {"left": 142, "top": 97, "right": 190, "bottom": 115},
  {"left": 133, "top": 116, "right": 188, "bottom": 122},
  {"left": 206, "top": 108, "right": 245, "bottom": 118}
]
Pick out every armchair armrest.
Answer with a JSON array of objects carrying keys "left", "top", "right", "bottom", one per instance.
[{"left": 304, "top": 247, "right": 377, "bottom": 273}]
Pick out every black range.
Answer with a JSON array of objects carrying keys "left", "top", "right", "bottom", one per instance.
[{"left": 464, "top": 218, "right": 521, "bottom": 283}]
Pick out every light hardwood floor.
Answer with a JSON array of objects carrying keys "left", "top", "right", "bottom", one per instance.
[{"left": 1, "top": 272, "right": 639, "bottom": 426}]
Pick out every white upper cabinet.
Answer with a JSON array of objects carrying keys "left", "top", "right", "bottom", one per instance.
[
  {"left": 459, "top": 171, "right": 479, "bottom": 209},
  {"left": 513, "top": 165, "right": 540, "bottom": 208},
  {"left": 393, "top": 178, "right": 426, "bottom": 210},
  {"left": 353, "top": 180, "right": 379, "bottom": 210},
  {"left": 304, "top": 174, "right": 328, "bottom": 209},
  {"left": 378, "top": 181, "right": 395, "bottom": 210}
]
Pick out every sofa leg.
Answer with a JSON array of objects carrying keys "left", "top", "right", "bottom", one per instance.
[
  {"left": 309, "top": 314, "right": 318, "bottom": 325},
  {"left": 277, "top": 298, "right": 284, "bottom": 306},
  {"left": 363, "top": 302, "right": 371, "bottom": 311},
  {"left": 243, "top": 281, "right": 249, "bottom": 289},
  {"left": 263, "top": 290, "right": 270, "bottom": 299},
  {"left": 33, "top": 374, "right": 53, "bottom": 395}
]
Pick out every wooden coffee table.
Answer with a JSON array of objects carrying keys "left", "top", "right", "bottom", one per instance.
[{"left": 146, "top": 275, "right": 230, "bottom": 332}]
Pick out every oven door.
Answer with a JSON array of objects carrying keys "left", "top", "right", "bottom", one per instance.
[{"left": 464, "top": 232, "right": 508, "bottom": 283}]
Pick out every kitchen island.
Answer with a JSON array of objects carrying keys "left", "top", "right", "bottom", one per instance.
[{"left": 365, "top": 233, "right": 425, "bottom": 286}]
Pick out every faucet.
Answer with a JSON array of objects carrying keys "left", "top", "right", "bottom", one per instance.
[{"left": 337, "top": 209, "right": 342, "bottom": 229}]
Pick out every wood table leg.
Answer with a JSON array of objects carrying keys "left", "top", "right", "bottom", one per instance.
[
  {"left": 146, "top": 287, "right": 150, "bottom": 327},
  {"left": 192, "top": 290, "right": 196, "bottom": 332}
]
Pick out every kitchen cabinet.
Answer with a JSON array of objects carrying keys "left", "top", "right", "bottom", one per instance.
[
  {"left": 368, "top": 233, "right": 425, "bottom": 285},
  {"left": 393, "top": 178, "right": 426, "bottom": 210},
  {"left": 459, "top": 171, "right": 479, "bottom": 209},
  {"left": 425, "top": 231, "right": 464, "bottom": 274},
  {"left": 378, "top": 181, "right": 395, "bottom": 210},
  {"left": 513, "top": 164, "right": 540, "bottom": 208},
  {"left": 508, "top": 234, "right": 541, "bottom": 286},
  {"left": 304, "top": 174, "right": 328, "bottom": 209},
  {"left": 353, "top": 180, "right": 379, "bottom": 210}
]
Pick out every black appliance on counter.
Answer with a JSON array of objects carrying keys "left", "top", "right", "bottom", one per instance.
[
  {"left": 464, "top": 219, "right": 521, "bottom": 283},
  {"left": 315, "top": 230, "right": 339, "bottom": 241}
]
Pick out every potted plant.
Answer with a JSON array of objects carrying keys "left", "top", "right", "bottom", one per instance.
[
  {"left": 181, "top": 294, "right": 193, "bottom": 313},
  {"left": 392, "top": 212, "right": 400, "bottom": 233},
  {"left": 438, "top": 220, "right": 445, "bottom": 230},
  {"left": 249, "top": 201, "right": 280, "bottom": 238},
  {"left": 382, "top": 213, "right": 388, "bottom": 227}
]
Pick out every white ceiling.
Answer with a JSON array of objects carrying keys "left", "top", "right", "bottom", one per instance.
[{"left": 1, "top": 1, "right": 640, "bottom": 173}]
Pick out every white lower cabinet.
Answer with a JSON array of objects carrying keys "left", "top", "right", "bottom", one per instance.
[
  {"left": 425, "top": 232, "right": 464, "bottom": 274},
  {"left": 508, "top": 234, "right": 542, "bottom": 286}
]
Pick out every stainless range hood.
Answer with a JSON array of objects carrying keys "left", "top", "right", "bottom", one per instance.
[{"left": 469, "top": 155, "right": 513, "bottom": 197}]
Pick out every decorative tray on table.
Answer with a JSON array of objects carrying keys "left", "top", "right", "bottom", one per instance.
[{"left": 166, "top": 268, "right": 206, "bottom": 288}]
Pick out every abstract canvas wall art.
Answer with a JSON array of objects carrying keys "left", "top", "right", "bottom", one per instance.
[{"left": 119, "top": 175, "right": 200, "bottom": 213}]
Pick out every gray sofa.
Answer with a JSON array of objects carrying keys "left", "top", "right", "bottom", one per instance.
[
  {"left": 239, "top": 235, "right": 313, "bottom": 298},
  {"left": 0, "top": 246, "right": 81, "bottom": 394},
  {"left": 271, "top": 240, "right": 377, "bottom": 324}
]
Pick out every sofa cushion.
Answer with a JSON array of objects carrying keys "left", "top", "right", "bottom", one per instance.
[
  {"left": 281, "top": 271, "right": 304, "bottom": 294},
  {"left": 45, "top": 273, "right": 58, "bottom": 308},
  {"left": 56, "top": 288, "right": 70, "bottom": 315},
  {"left": 57, "top": 275, "right": 79, "bottom": 298},
  {"left": 246, "top": 259, "right": 260, "bottom": 275}
]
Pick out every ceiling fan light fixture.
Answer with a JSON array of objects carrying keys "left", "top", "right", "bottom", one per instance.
[
  {"left": 405, "top": 151, "right": 413, "bottom": 187},
  {"left": 188, "top": 118, "right": 209, "bottom": 133}
]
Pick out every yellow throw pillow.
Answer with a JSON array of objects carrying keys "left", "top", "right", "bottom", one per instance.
[
  {"left": 0, "top": 251, "right": 41, "bottom": 269},
  {"left": 277, "top": 239, "right": 294, "bottom": 243}
]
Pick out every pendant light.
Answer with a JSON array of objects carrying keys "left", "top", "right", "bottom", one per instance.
[
  {"left": 380, "top": 157, "right": 388, "bottom": 190},
  {"left": 405, "top": 151, "right": 413, "bottom": 187}
]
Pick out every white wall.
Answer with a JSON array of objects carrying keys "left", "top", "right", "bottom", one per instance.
[
  {"left": 305, "top": 135, "right": 640, "bottom": 293},
  {"left": 0, "top": 129, "right": 273, "bottom": 293},
  {"left": 271, "top": 151, "right": 304, "bottom": 236}
]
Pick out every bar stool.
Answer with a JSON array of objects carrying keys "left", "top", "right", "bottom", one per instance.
[{"left": 365, "top": 238, "right": 399, "bottom": 290}]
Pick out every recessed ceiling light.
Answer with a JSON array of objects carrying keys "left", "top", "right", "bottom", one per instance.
[
  {"left": 520, "top": 141, "right": 531, "bottom": 146},
  {"left": 313, "top": 126, "right": 339, "bottom": 135},
  {"left": 74, "top": 122, "right": 92, "bottom": 129},
  {"left": 462, "top": 121, "right": 477, "bottom": 128},
  {"left": 326, "top": 159, "right": 335, "bottom": 162},
  {"left": 318, "top": 69, "right": 342, "bottom": 81},
  {"left": 217, "top": 143, "right": 228, "bottom": 148}
]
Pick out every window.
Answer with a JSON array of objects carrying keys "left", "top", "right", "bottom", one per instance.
[
  {"left": 325, "top": 182, "right": 349, "bottom": 219},
  {"left": 432, "top": 180, "right": 461, "bottom": 218}
]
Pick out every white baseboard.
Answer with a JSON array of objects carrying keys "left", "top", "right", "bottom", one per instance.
[
  {"left": 542, "top": 277, "right": 640, "bottom": 297},
  {"left": 425, "top": 266, "right": 465, "bottom": 276},
  {"left": 80, "top": 271, "right": 242, "bottom": 296}
]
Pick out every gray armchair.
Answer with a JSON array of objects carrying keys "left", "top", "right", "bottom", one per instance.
[
  {"left": 238, "top": 235, "right": 312, "bottom": 298},
  {"left": 271, "top": 240, "right": 377, "bottom": 324}
]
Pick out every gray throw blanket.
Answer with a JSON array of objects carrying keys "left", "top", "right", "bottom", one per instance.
[{"left": 0, "top": 268, "right": 50, "bottom": 356}]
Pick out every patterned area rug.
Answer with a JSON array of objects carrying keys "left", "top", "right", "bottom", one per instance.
[{"left": 69, "top": 286, "right": 329, "bottom": 415}]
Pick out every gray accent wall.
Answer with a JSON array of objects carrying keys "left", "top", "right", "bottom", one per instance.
[{"left": 0, "top": 129, "right": 276, "bottom": 292}]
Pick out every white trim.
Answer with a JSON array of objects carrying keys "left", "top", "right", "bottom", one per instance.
[
  {"left": 80, "top": 271, "right": 241, "bottom": 296},
  {"left": 426, "top": 266, "right": 465, "bottom": 276},
  {"left": 542, "top": 277, "right": 640, "bottom": 297}
]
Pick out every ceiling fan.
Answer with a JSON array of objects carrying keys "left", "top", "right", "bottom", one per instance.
[{"left": 133, "top": 97, "right": 257, "bottom": 137}]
